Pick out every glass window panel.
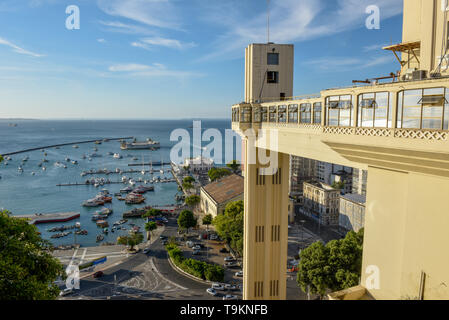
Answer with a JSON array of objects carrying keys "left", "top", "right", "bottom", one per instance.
[
  {"left": 363, "top": 93, "right": 375, "bottom": 99},
  {"left": 403, "top": 90, "right": 422, "bottom": 107},
  {"left": 361, "top": 108, "right": 374, "bottom": 127},
  {"left": 397, "top": 92, "right": 403, "bottom": 128},
  {"left": 329, "top": 96, "right": 340, "bottom": 102},
  {"left": 328, "top": 109, "right": 339, "bottom": 126},
  {"left": 340, "top": 109, "right": 351, "bottom": 126},
  {"left": 423, "top": 88, "right": 444, "bottom": 96},
  {"left": 445, "top": 91, "right": 449, "bottom": 130},
  {"left": 422, "top": 106, "right": 443, "bottom": 129},
  {"left": 388, "top": 93, "right": 393, "bottom": 128},
  {"left": 376, "top": 92, "right": 388, "bottom": 107}
]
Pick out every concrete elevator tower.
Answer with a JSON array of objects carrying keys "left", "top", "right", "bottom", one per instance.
[{"left": 242, "top": 43, "right": 294, "bottom": 300}]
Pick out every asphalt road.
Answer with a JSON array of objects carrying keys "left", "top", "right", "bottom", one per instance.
[{"left": 61, "top": 217, "right": 238, "bottom": 300}]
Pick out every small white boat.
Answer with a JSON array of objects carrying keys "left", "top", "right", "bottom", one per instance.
[
  {"left": 42, "top": 167, "right": 46, "bottom": 171},
  {"left": 113, "top": 153, "right": 122, "bottom": 159},
  {"left": 31, "top": 172, "right": 35, "bottom": 176}
]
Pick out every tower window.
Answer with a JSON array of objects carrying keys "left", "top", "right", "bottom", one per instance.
[
  {"left": 267, "top": 71, "right": 279, "bottom": 84},
  {"left": 267, "top": 53, "right": 279, "bottom": 65}
]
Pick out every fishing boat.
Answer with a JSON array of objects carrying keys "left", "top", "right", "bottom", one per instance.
[
  {"left": 18, "top": 166, "right": 23, "bottom": 173},
  {"left": 120, "top": 138, "right": 160, "bottom": 150},
  {"left": 73, "top": 145, "right": 79, "bottom": 149},
  {"left": 71, "top": 160, "right": 78, "bottom": 165},
  {"left": 113, "top": 153, "right": 122, "bottom": 159},
  {"left": 96, "top": 234, "right": 104, "bottom": 242},
  {"left": 65, "top": 157, "right": 70, "bottom": 162}
]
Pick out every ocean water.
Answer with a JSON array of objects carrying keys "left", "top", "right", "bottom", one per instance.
[{"left": 0, "top": 119, "right": 237, "bottom": 247}]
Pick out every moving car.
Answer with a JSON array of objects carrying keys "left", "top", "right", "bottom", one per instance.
[
  {"left": 223, "top": 294, "right": 238, "bottom": 300},
  {"left": 235, "top": 271, "right": 243, "bottom": 277},
  {"left": 93, "top": 271, "right": 104, "bottom": 278},
  {"left": 143, "top": 247, "right": 151, "bottom": 254},
  {"left": 206, "top": 288, "right": 217, "bottom": 296}
]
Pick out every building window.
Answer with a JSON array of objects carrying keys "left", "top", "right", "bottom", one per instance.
[
  {"left": 267, "top": 71, "right": 279, "bottom": 84},
  {"left": 267, "top": 52, "right": 279, "bottom": 65},
  {"left": 288, "top": 104, "right": 298, "bottom": 123},
  {"left": 397, "top": 87, "right": 448, "bottom": 130},
  {"left": 358, "top": 92, "right": 392, "bottom": 128},
  {"left": 253, "top": 107, "right": 262, "bottom": 123},
  {"left": 232, "top": 108, "right": 239, "bottom": 122},
  {"left": 300, "top": 103, "right": 312, "bottom": 124},
  {"left": 240, "top": 106, "right": 252, "bottom": 123},
  {"left": 313, "top": 103, "right": 322, "bottom": 124},
  {"left": 326, "top": 95, "right": 353, "bottom": 127},
  {"left": 269, "top": 106, "right": 277, "bottom": 122},
  {"left": 278, "top": 105, "right": 287, "bottom": 123},
  {"left": 261, "top": 107, "right": 268, "bottom": 122}
]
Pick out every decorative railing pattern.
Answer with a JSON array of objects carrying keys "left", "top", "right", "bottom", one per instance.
[{"left": 235, "top": 121, "right": 449, "bottom": 141}]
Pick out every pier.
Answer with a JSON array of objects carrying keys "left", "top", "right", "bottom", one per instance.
[
  {"left": 15, "top": 212, "right": 80, "bottom": 225},
  {"left": 1, "top": 137, "right": 134, "bottom": 156},
  {"left": 127, "top": 161, "right": 171, "bottom": 167}
]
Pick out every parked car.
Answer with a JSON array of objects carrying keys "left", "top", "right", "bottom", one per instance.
[
  {"left": 210, "top": 234, "right": 218, "bottom": 240},
  {"left": 224, "top": 284, "right": 237, "bottom": 291},
  {"left": 193, "top": 245, "right": 201, "bottom": 251},
  {"left": 220, "top": 248, "right": 229, "bottom": 253},
  {"left": 156, "top": 221, "right": 163, "bottom": 226},
  {"left": 59, "top": 288, "right": 73, "bottom": 297},
  {"left": 223, "top": 294, "right": 238, "bottom": 300},
  {"left": 93, "top": 271, "right": 104, "bottom": 278},
  {"left": 206, "top": 288, "right": 217, "bottom": 296},
  {"left": 162, "top": 240, "right": 168, "bottom": 245},
  {"left": 235, "top": 271, "right": 243, "bottom": 277},
  {"left": 143, "top": 247, "right": 150, "bottom": 254},
  {"left": 160, "top": 235, "right": 167, "bottom": 240},
  {"left": 186, "top": 241, "right": 194, "bottom": 248},
  {"left": 225, "top": 261, "right": 239, "bottom": 268},
  {"left": 192, "top": 249, "right": 201, "bottom": 255},
  {"left": 211, "top": 283, "right": 225, "bottom": 291},
  {"left": 224, "top": 256, "right": 236, "bottom": 262}
]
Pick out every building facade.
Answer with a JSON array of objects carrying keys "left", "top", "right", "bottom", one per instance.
[
  {"left": 289, "top": 155, "right": 317, "bottom": 202},
  {"left": 303, "top": 182, "right": 340, "bottom": 226},
  {"left": 352, "top": 168, "right": 368, "bottom": 196},
  {"left": 200, "top": 174, "right": 244, "bottom": 218},
  {"left": 339, "top": 193, "right": 366, "bottom": 232}
]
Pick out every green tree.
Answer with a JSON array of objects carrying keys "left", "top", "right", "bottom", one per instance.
[
  {"left": 226, "top": 160, "right": 240, "bottom": 173},
  {"left": 202, "top": 214, "right": 213, "bottom": 230},
  {"left": 183, "top": 176, "right": 195, "bottom": 184},
  {"left": 296, "top": 229, "right": 364, "bottom": 299},
  {"left": 0, "top": 210, "right": 65, "bottom": 300},
  {"left": 144, "top": 221, "right": 158, "bottom": 241},
  {"left": 117, "top": 232, "right": 144, "bottom": 251},
  {"left": 143, "top": 208, "right": 163, "bottom": 219},
  {"left": 0, "top": 155, "right": 3, "bottom": 163},
  {"left": 208, "top": 167, "right": 232, "bottom": 182},
  {"left": 182, "top": 182, "right": 194, "bottom": 191},
  {"left": 185, "top": 195, "right": 200, "bottom": 208},
  {"left": 177, "top": 210, "right": 197, "bottom": 234},
  {"left": 331, "top": 181, "right": 345, "bottom": 190},
  {"left": 212, "top": 200, "right": 244, "bottom": 256}
]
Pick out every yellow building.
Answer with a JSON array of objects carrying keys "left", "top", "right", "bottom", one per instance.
[
  {"left": 302, "top": 182, "right": 340, "bottom": 226},
  {"left": 232, "top": 0, "right": 449, "bottom": 300},
  {"left": 200, "top": 174, "right": 244, "bottom": 218}
]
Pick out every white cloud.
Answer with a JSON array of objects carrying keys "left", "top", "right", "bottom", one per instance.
[
  {"left": 108, "top": 62, "right": 203, "bottom": 78},
  {"left": 197, "top": 0, "right": 403, "bottom": 61},
  {"left": 97, "top": 0, "right": 182, "bottom": 31},
  {"left": 132, "top": 37, "right": 196, "bottom": 50},
  {"left": 97, "top": 38, "right": 106, "bottom": 43},
  {"left": 99, "top": 20, "right": 156, "bottom": 35},
  {"left": 0, "top": 37, "right": 44, "bottom": 57}
]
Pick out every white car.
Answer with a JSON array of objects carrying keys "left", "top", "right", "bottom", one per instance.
[
  {"left": 235, "top": 271, "right": 243, "bottom": 277},
  {"left": 224, "top": 284, "right": 237, "bottom": 291},
  {"left": 223, "top": 294, "right": 238, "bottom": 300},
  {"left": 206, "top": 288, "right": 217, "bottom": 296},
  {"left": 210, "top": 234, "right": 218, "bottom": 240},
  {"left": 224, "top": 256, "right": 236, "bottom": 262},
  {"left": 143, "top": 248, "right": 150, "bottom": 254},
  {"left": 211, "top": 283, "right": 225, "bottom": 291},
  {"left": 193, "top": 245, "right": 201, "bottom": 251},
  {"left": 59, "top": 288, "right": 73, "bottom": 297}
]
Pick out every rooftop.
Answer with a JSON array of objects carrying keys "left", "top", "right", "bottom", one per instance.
[
  {"left": 202, "top": 174, "right": 244, "bottom": 204},
  {"left": 340, "top": 193, "right": 367, "bottom": 205}
]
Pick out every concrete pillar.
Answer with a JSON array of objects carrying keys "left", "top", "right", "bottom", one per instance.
[{"left": 243, "top": 144, "right": 290, "bottom": 300}]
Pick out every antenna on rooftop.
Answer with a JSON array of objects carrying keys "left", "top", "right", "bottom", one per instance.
[{"left": 267, "top": 0, "right": 270, "bottom": 43}]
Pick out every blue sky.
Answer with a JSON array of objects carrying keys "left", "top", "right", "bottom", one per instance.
[{"left": 0, "top": 0, "right": 404, "bottom": 119}]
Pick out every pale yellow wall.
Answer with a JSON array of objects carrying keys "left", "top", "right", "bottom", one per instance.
[
  {"left": 362, "top": 167, "right": 449, "bottom": 300},
  {"left": 245, "top": 44, "right": 294, "bottom": 103}
]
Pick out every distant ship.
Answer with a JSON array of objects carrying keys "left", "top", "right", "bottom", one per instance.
[{"left": 121, "top": 138, "right": 160, "bottom": 150}]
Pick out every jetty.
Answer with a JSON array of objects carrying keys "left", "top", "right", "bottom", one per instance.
[
  {"left": 127, "top": 161, "right": 171, "bottom": 167},
  {"left": 15, "top": 212, "right": 80, "bottom": 225},
  {"left": 1, "top": 137, "right": 134, "bottom": 156}
]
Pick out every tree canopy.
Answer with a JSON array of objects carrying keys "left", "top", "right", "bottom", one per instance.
[
  {"left": 183, "top": 176, "right": 195, "bottom": 184},
  {"left": 331, "top": 181, "right": 345, "bottom": 190},
  {"left": 0, "top": 210, "right": 65, "bottom": 300},
  {"left": 182, "top": 182, "right": 194, "bottom": 191},
  {"left": 212, "top": 201, "right": 244, "bottom": 256},
  {"left": 296, "top": 229, "right": 364, "bottom": 298},
  {"left": 177, "top": 210, "right": 197, "bottom": 233},
  {"left": 143, "top": 208, "right": 163, "bottom": 218},
  {"left": 226, "top": 160, "right": 240, "bottom": 172},
  {"left": 117, "top": 232, "right": 144, "bottom": 251},
  {"left": 202, "top": 214, "right": 213, "bottom": 227},
  {"left": 208, "top": 167, "right": 232, "bottom": 182},
  {"left": 185, "top": 195, "right": 200, "bottom": 207},
  {"left": 145, "top": 221, "right": 157, "bottom": 233}
]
